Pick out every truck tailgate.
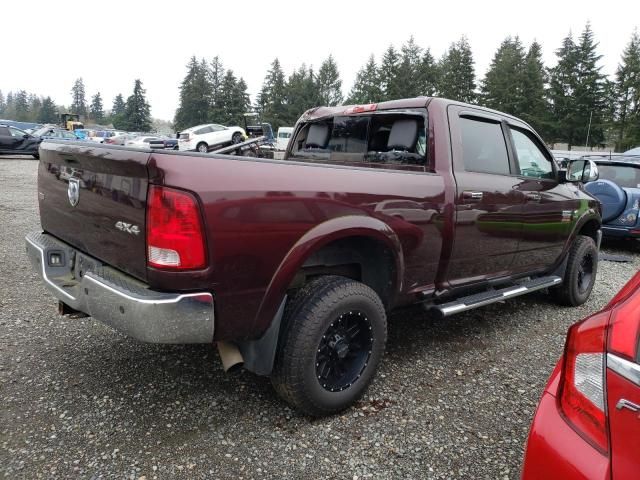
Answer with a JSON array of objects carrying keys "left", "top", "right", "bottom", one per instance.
[{"left": 37, "top": 141, "right": 150, "bottom": 281}]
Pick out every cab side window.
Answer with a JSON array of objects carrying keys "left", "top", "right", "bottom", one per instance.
[
  {"left": 460, "top": 117, "right": 510, "bottom": 175},
  {"left": 510, "top": 128, "right": 554, "bottom": 180}
]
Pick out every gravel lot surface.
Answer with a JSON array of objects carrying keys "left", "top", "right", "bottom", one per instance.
[{"left": 1, "top": 157, "right": 639, "bottom": 479}]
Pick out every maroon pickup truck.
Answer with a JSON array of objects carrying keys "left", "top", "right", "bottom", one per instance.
[{"left": 26, "top": 97, "right": 602, "bottom": 415}]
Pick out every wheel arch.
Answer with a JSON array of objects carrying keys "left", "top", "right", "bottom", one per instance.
[{"left": 253, "top": 215, "right": 404, "bottom": 337}]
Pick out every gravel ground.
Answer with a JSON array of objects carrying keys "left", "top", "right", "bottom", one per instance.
[{"left": 1, "top": 157, "right": 639, "bottom": 479}]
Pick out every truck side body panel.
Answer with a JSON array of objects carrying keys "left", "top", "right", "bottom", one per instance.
[{"left": 148, "top": 150, "right": 449, "bottom": 339}]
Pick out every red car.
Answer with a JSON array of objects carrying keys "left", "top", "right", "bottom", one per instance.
[{"left": 522, "top": 271, "right": 640, "bottom": 479}]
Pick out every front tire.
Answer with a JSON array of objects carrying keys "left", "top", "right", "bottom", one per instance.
[
  {"left": 552, "top": 235, "right": 598, "bottom": 306},
  {"left": 232, "top": 132, "right": 243, "bottom": 144},
  {"left": 196, "top": 142, "right": 208, "bottom": 153},
  {"left": 271, "top": 276, "right": 387, "bottom": 416}
]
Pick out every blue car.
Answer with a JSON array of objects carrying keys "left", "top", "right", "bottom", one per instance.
[{"left": 585, "top": 160, "right": 640, "bottom": 238}]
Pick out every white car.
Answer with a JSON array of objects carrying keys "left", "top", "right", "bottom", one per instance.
[
  {"left": 178, "top": 124, "right": 246, "bottom": 153},
  {"left": 276, "top": 127, "right": 293, "bottom": 151},
  {"left": 125, "top": 135, "right": 160, "bottom": 149}
]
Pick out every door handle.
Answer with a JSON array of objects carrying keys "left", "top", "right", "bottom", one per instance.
[
  {"left": 462, "top": 191, "right": 483, "bottom": 201},
  {"left": 525, "top": 192, "right": 541, "bottom": 202},
  {"left": 616, "top": 398, "right": 640, "bottom": 413}
]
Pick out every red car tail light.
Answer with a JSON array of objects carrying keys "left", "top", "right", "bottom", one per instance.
[
  {"left": 146, "top": 185, "right": 206, "bottom": 270},
  {"left": 559, "top": 311, "right": 609, "bottom": 454},
  {"left": 608, "top": 271, "right": 640, "bottom": 361}
]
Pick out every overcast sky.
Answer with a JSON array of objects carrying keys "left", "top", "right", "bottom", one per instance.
[{"left": 3, "top": 0, "right": 638, "bottom": 121}]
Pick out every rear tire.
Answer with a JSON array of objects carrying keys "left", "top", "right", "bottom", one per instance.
[
  {"left": 271, "top": 276, "right": 387, "bottom": 416},
  {"left": 196, "top": 142, "right": 208, "bottom": 153},
  {"left": 552, "top": 235, "right": 598, "bottom": 306},
  {"left": 232, "top": 132, "right": 243, "bottom": 144}
]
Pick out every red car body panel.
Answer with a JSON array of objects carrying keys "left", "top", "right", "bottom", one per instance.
[
  {"left": 606, "top": 370, "right": 640, "bottom": 479},
  {"left": 522, "top": 367, "right": 610, "bottom": 479},
  {"left": 523, "top": 272, "right": 640, "bottom": 479}
]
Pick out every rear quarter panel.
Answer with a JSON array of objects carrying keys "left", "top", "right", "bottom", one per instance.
[{"left": 148, "top": 152, "right": 448, "bottom": 340}]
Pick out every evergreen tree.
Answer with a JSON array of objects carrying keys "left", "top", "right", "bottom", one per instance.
[
  {"left": 174, "top": 56, "right": 212, "bottom": 130},
  {"left": 14, "top": 90, "right": 30, "bottom": 121},
  {"left": 209, "top": 56, "right": 226, "bottom": 123},
  {"left": 39, "top": 97, "right": 58, "bottom": 123},
  {"left": 574, "top": 23, "right": 607, "bottom": 147},
  {"left": 112, "top": 94, "right": 126, "bottom": 116},
  {"left": 0, "top": 90, "right": 5, "bottom": 115},
  {"left": 397, "top": 36, "right": 423, "bottom": 98},
  {"left": 90, "top": 92, "right": 104, "bottom": 123},
  {"left": 614, "top": 30, "right": 640, "bottom": 151},
  {"left": 418, "top": 49, "right": 439, "bottom": 96},
  {"left": 549, "top": 24, "right": 607, "bottom": 148},
  {"left": 346, "top": 55, "right": 382, "bottom": 104},
  {"left": 218, "top": 70, "right": 250, "bottom": 125},
  {"left": 70, "top": 78, "right": 87, "bottom": 116},
  {"left": 520, "top": 41, "right": 552, "bottom": 137},
  {"left": 257, "top": 58, "right": 288, "bottom": 129},
  {"left": 480, "top": 36, "right": 526, "bottom": 114},
  {"left": 123, "top": 79, "right": 152, "bottom": 132},
  {"left": 285, "top": 64, "right": 319, "bottom": 123},
  {"left": 438, "top": 37, "right": 476, "bottom": 103},
  {"left": 316, "top": 55, "right": 343, "bottom": 106},
  {"left": 379, "top": 45, "right": 402, "bottom": 100},
  {"left": 29, "top": 94, "right": 42, "bottom": 122},
  {"left": 549, "top": 33, "right": 578, "bottom": 146},
  {"left": 4, "top": 92, "right": 15, "bottom": 120}
]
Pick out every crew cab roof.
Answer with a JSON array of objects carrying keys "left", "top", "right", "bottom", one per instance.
[{"left": 300, "top": 96, "right": 533, "bottom": 128}]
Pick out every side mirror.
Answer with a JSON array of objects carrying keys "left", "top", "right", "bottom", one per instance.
[
  {"left": 566, "top": 159, "right": 599, "bottom": 183},
  {"left": 23, "top": 134, "right": 30, "bottom": 139}
]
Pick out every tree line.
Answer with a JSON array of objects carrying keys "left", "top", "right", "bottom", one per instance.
[
  {"left": 175, "top": 24, "right": 640, "bottom": 151},
  {"left": 0, "top": 77, "right": 153, "bottom": 132}
]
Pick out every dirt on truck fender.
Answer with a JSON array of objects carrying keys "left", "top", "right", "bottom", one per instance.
[{"left": 26, "top": 97, "right": 601, "bottom": 415}]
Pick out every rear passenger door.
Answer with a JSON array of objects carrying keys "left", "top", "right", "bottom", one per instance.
[{"left": 447, "top": 108, "right": 525, "bottom": 287}]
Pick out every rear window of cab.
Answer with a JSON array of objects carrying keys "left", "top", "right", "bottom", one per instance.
[{"left": 289, "top": 111, "right": 427, "bottom": 170}]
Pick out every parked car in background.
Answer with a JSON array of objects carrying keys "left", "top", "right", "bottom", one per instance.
[
  {"left": 276, "top": 127, "right": 293, "bottom": 151},
  {"left": 125, "top": 135, "right": 160, "bottom": 149},
  {"left": 0, "top": 124, "right": 41, "bottom": 158},
  {"left": 32, "top": 126, "right": 80, "bottom": 141},
  {"left": 88, "top": 130, "right": 125, "bottom": 143},
  {"left": 149, "top": 136, "right": 178, "bottom": 150},
  {"left": 625, "top": 146, "right": 640, "bottom": 156},
  {"left": 522, "top": 270, "right": 640, "bottom": 480},
  {"left": 178, "top": 123, "right": 246, "bottom": 152},
  {"left": 584, "top": 160, "right": 640, "bottom": 239},
  {"left": 104, "top": 133, "right": 136, "bottom": 146}
]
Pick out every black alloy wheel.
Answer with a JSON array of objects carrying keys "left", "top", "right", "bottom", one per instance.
[{"left": 315, "top": 310, "right": 373, "bottom": 392}]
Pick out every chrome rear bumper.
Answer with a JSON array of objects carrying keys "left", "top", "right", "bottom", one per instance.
[{"left": 25, "top": 231, "right": 214, "bottom": 343}]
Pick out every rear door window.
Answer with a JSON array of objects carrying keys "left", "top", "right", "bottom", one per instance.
[
  {"left": 289, "top": 112, "right": 427, "bottom": 169},
  {"left": 460, "top": 117, "right": 510, "bottom": 175}
]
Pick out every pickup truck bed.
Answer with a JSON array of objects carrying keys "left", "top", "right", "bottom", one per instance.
[{"left": 27, "top": 97, "right": 602, "bottom": 415}]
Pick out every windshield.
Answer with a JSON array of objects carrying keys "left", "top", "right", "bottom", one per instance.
[{"left": 597, "top": 164, "right": 640, "bottom": 189}]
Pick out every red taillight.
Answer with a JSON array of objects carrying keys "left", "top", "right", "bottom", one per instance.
[
  {"left": 146, "top": 185, "right": 206, "bottom": 270},
  {"left": 559, "top": 311, "right": 609, "bottom": 454},
  {"left": 608, "top": 271, "right": 640, "bottom": 360}
]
